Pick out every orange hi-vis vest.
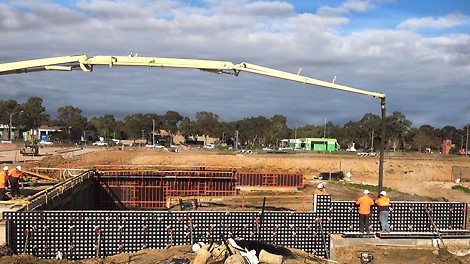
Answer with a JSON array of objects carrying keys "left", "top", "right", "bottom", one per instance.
[
  {"left": 9, "top": 169, "right": 22, "bottom": 179},
  {"left": 356, "top": 194, "right": 375, "bottom": 215},
  {"left": 0, "top": 171, "right": 8, "bottom": 188},
  {"left": 314, "top": 188, "right": 325, "bottom": 195},
  {"left": 375, "top": 196, "right": 390, "bottom": 211}
]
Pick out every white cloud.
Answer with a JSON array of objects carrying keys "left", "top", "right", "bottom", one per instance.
[
  {"left": 317, "top": 0, "right": 379, "bottom": 16},
  {"left": 397, "top": 12, "right": 470, "bottom": 31},
  {"left": 0, "top": 0, "right": 469, "bottom": 128}
]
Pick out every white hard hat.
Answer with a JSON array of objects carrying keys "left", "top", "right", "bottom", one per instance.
[
  {"left": 317, "top": 183, "right": 324, "bottom": 189},
  {"left": 380, "top": 191, "right": 386, "bottom": 196},
  {"left": 363, "top": 189, "right": 369, "bottom": 195},
  {"left": 16, "top": 166, "right": 22, "bottom": 171},
  {"left": 3, "top": 166, "right": 8, "bottom": 171}
]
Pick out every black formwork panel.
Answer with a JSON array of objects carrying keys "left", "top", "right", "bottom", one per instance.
[
  {"left": 3, "top": 211, "right": 328, "bottom": 260},
  {"left": 312, "top": 196, "right": 467, "bottom": 234},
  {"left": 325, "top": 200, "right": 467, "bottom": 233},
  {"left": 3, "top": 200, "right": 467, "bottom": 260}
]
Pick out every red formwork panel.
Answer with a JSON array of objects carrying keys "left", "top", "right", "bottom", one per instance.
[
  {"left": 98, "top": 178, "right": 168, "bottom": 209},
  {"left": 237, "top": 172, "right": 304, "bottom": 188},
  {"left": 96, "top": 168, "right": 238, "bottom": 209},
  {"left": 96, "top": 169, "right": 305, "bottom": 210}
]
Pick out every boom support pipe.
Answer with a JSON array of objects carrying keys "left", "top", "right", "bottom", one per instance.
[{"left": 378, "top": 97, "right": 387, "bottom": 194}]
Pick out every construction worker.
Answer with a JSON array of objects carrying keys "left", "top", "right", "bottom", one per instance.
[
  {"left": 375, "top": 191, "right": 391, "bottom": 232},
  {"left": 314, "top": 183, "right": 326, "bottom": 195},
  {"left": 0, "top": 166, "right": 10, "bottom": 200},
  {"left": 355, "top": 189, "right": 374, "bottom": 234},
  {"left": 8, "top": 165, "right": 23, "bottom": 198}
]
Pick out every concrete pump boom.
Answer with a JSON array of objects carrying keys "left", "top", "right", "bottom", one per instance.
[
  {"left": 0, "top": 54, "right": 385, "bottom": 99},
  {"left": 0, "top": 54, "right": 387, "bottom": 193}
]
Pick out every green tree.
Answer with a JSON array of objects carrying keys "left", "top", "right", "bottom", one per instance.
[
  {"left": 123, "top": 113, "right": 149, "bottom": 140},
  {"left": 161, "top": 111, "right": 183, "bottom": 133},
  {"left": 270, "top": 114, "right": 291, "bottom": 147},
  {"left": 56, "top": 105, "right": 87, "bottom": 142},
  {"left": 89, "top": 114, "right": 119, "bottom": 139},
  {"left": 20, "top": 97, "right": 50, "bottom": 131},
  {"left": 193, "top": 112, "right": 220, "bottom": 137},
  {"left": 386, "top": 111, "right": 412, "bottom": 151}
]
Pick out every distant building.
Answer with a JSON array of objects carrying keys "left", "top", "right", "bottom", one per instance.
[
  {"left": 283, "top": 138, "right": 341, "bottom": 152},
  {"left": 26, "top": 126, "right": 62, "bottom": 142}
]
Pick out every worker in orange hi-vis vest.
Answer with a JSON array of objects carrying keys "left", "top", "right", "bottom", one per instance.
[
  {"left": 314, "top": 183, "right": 326, "bottom": 195},
  {"left": 375, "top": 191, "right": 391, "bottom": 232},
  {"left": 0, "top": 166, "right": 10, "bottom": 200},
  {"left": 355, "top": 189, "right": 375, "bottom": 234},
  {"left": 8, "top": 165, "right": 23, "bottom": 198}
]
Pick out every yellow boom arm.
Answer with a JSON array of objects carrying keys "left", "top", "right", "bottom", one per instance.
[{"left": 0, "top": 54, "right": 385, "bottom": 99}]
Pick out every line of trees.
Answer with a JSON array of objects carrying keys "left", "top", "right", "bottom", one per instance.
[{"left": 1, "top": 97, "right": 468, "bottom": 153}]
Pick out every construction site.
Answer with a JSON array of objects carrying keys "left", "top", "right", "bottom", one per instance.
[
  {"left": 0, "top": 55, "right": 469, "bottom": 263},
  {"left": 0, "top": 146, "right": 468, "bottom": 264}
]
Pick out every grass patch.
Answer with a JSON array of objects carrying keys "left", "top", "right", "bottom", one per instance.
[
  {"left": 328, "top": 181, "right": 410, "bottom": 196},
  {"left": 452, "top": 185, "right": 470, "bottom": 194}
]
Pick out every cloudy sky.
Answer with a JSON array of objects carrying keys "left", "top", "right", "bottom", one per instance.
[{"left": 1, "top": 0, "right": 469, "bottom": 129}]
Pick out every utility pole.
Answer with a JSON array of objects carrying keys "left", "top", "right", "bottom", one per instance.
[
  {"left": 466, "top": 125, "right": 469, "bottom": 157},
  {"left": 152, "top": 119, "right": 155, "bottom": 146},
  {"left": 371, "top": 128, "right": 374, "bottom": 150},
  {"left": 323, "top": 118, "right": 326, "bottom": 138},
  {"left": 8, "top": 110, "right": 23, "bottom": 142},
  {"left": 234, "top": 130, "right": 239, "bottom": 150}
]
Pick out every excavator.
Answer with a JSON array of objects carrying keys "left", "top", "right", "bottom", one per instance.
[{"left": 20, "top": 136, "right": 39, "bottom": 156}]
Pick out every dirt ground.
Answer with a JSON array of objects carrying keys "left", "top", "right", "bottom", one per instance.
[
  {"left": 2, "top": 147, "right": 470, "bottom": 263},
  {"left": 60, "top": 148, "right": 470, "bottom": 203}
]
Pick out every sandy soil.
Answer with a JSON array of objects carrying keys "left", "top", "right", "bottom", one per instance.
[{"left": 65, "top": 148, "right": 470, "bottom": 203}]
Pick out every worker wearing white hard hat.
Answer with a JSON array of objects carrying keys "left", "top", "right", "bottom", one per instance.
[
  {"left": 8, "top": 165, "right": 24, "bottom": 198},
  {"left": 355, "top": 190, "right": 374, "bottom": 234},
  {"left": 314, "top": 183, "right": 326, "bottom": 195},
  {"left": 375, "top": 190, "right": 391, "bottom": 232},
  {"left": 0, "top": 166, "right": 9, "bottom": 200}
]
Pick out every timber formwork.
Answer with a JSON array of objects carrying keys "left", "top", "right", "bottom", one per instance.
[{"left": 3, "top": 195, "right": 468, "bottom": 260}]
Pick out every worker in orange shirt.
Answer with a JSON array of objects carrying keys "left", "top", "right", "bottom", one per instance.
[
  {"left": 314, "top": 183, "right": 326, "bottom": 195},
  {"left": 375, "top": 191, "right": 391, "bottom": 232},
  {"left": 8, "top": 165, "right": 23, "bottom": 198},
  {"left": 355, "top": 189, "right": 375, "bottom": 233},
  {"left": 0, "top": 166, "right": 10, "bottom": 200}
]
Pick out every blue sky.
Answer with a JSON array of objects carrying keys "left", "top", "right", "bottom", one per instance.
[{"left": 1, "top": 0, "right": 469, "bottom": 129}]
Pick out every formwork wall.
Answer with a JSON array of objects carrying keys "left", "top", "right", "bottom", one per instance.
[
  {"left": 3, "top": 211, "right": 328, "bottom": 260},
  {"left": 3, "top": 195, "right": 467, "bottom": 260},
  {"left": 96, "top": 169, "right": 304, "bottom": 209},
  {"left": 315, "top": 195, "right": 468, "bottom": 233},
  {"left": 237, "top": 172, "right": 304, "bottom": 188}
]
